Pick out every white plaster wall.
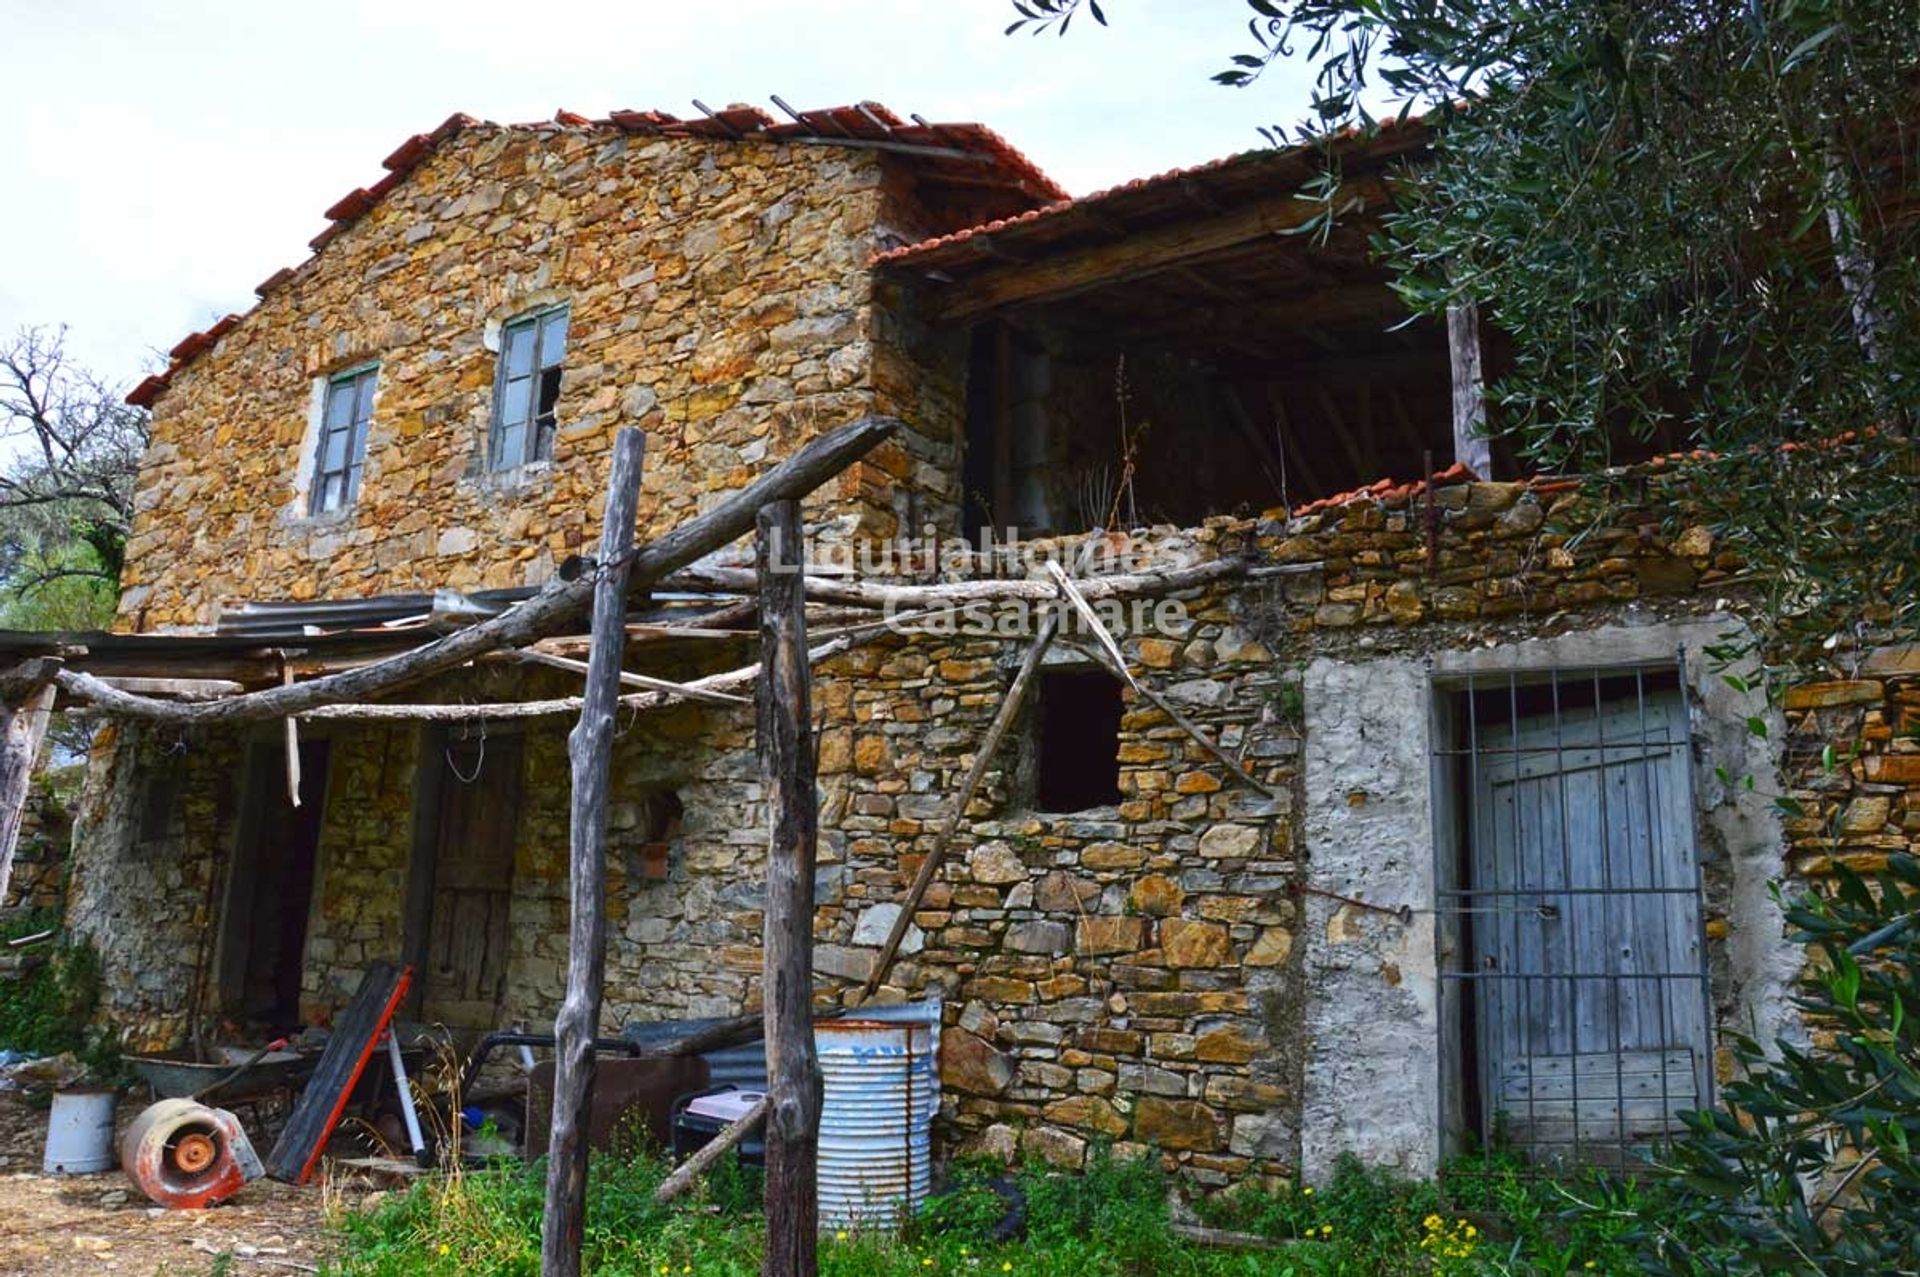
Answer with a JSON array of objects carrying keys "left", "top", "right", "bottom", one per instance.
[
  {"left": 1299, "top": 656, "right": 1441, "bottom": 1181},
  {"left": 1297, "top": 617, "right": 1799, "bottom": 1182}
]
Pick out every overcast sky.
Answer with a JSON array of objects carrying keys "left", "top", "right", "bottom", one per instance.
[{"left": 0, "top": 1, "right": 1324, "bottom": 388}]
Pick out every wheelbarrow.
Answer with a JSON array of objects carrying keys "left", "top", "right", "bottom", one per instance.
[{"left": 123, "top": 1042, "right": 308, "bottom": 1102}]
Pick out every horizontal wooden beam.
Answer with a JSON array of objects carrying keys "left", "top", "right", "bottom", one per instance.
[
  {"left": 936, "top": 178, "right": 1391, "bottom": 319},
  {"left": 52, "top": 415, "right": 898, "bottom": 725}
]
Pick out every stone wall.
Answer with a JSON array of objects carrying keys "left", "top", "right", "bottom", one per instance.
[
  {"left": 117, "top": 125, "right": 976, "bottom": 632},
  {"left": 70, "top": 468, "right": 1900, "bottom": 1186},
  {"left": 2, "top": 778, "right": 75, "bottom": 919}
]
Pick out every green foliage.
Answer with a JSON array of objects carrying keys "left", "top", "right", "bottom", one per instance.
[
  {"left": 1015, "top": 1139, "right": 1178, "bottom": 1265},
  {"left": 0, "top": 918, "right": 102, "bottom": 1059},
  {"left": 1005, "top": 1, "right": 1920, "bottom": 658},
  {"left": 912, "top": 1158, "right": 1007, "bottom": 1239},
  {"left": 323, "top": 1142, "right": 1738, "bottom": 1277},
  {"left": 1621, "top": 855, "right": 1920, "bottom": 1276},
  {"left": 0, "top": 324, "right": 149, "bottom": 633}
]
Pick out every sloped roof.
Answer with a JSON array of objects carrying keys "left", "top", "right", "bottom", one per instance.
[
  {"left": 127, "top": 101, "right": 1066, "bottom": 408},
  {"left": 872, "top": 114, "right": 1432, "bottom": 283}
]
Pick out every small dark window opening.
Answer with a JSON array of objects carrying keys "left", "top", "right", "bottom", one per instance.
[
  {"left": 135, "top": 774, "right": 178, "bottom": 843},
  {"left": 633, "top": 788, "right": 685, "bottom": 882},
  {"left": 311, "top": 364, "right": 376, "bottom": 515},
  {"left": 492, "top": 305, "right": 568, "bottom": 469},
  {"left": 1033, "top": 669, "right": 1124, "bottom": 813}
]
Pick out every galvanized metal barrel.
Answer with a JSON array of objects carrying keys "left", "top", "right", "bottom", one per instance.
[
  {"left": 43, "top": 1089, "right": 116, "bottom": 1174},
  {"left": 815, "top": 1016, "right": 938, "bottom": 1229}
]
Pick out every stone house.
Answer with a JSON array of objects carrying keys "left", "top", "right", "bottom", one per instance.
[{"left": 53, "top": 101, "right": 1917, "bottom": 1186}]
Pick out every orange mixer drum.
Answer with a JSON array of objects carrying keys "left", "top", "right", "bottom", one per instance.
[{"left": 120, "top": 1099, "right": 264, "bottom": 1209}]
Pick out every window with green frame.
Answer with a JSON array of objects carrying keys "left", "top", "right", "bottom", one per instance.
[
  {"left": 311, "top": 364, "right": 376, "bottom": 515},
  {"left": 491, "top": 305, "right": 568, "bottom": 469}
]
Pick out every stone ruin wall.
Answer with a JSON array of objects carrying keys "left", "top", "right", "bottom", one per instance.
[
  {"left": 70, "top": 469, "right": 1920, "bottom": 1189},
  {"left": 115, "top": 124, "right": 965, "bottom": 634}
]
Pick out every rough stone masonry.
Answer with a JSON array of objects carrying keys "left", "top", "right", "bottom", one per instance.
[{"left": 62, "top": 113, "right": 1916, "bottom": 1189}]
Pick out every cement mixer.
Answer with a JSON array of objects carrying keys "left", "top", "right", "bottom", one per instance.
[{"left": 121, "top": 1098, "right": 265, "bottom": 1208}]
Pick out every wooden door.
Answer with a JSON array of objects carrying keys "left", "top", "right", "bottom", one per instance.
[
  {"left": 414, "top": 732, "right": 523, "bottom": 1028},
  {"left": 1467, "top": 684, "right": 1709, "bottom": 1160},
  {"left": 217, "top": 738, "right": 331, "bottom": 1029}
]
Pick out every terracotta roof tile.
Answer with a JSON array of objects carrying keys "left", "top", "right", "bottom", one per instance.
[
  {"left": 129, "top": 100, "right": 1064, "bottom": 406},
  {"left": 874, "top": 112, "right": 1427, "bottom": 269}
]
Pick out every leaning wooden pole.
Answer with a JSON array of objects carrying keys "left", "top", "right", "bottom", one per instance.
[
  {"left": 55, "top": 416, "right": 897, "bottom": 725},
  {"left": 0, "top": 660, "right": 58, "bottom": 910},
  {"left": 859, "top": 536, "right": 1102, "bottom": 1000},
  {"left": 541, "top": 428, "right": 647, "bottom": 1277},
  {"left": 859, "top": 620, "right": 1057, "bottom": 1000},
  {"left": 756, "top": 498, "right": 823, "bottom": 1277}
]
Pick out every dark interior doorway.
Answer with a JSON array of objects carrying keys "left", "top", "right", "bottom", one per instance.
[{"left": 217, "top": 738, "right": 331, "bottom": 1031}]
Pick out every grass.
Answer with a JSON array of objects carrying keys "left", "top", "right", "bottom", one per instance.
[{"left": 321, "top": 1141, "right": 1712, "bottom": 1277}]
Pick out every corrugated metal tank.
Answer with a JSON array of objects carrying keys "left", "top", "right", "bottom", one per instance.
[
  {"left": 816, "top": 1014, "right": 939, "bottom": 1229},
  {"left": 626, "top": 999, "right": 942, "bottom": 1229}
]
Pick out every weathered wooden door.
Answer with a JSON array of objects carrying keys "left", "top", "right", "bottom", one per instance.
[
  {"left": 413, "top": 732, "right": 523, "bottom": 1028},
  {"left": 218, "top": 738, "right": 331, "bottom": 1029},
  {"left": 1464, "top": 677, "right": 1710, "bottom": 1161}
]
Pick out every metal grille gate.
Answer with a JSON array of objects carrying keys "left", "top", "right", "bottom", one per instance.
[{"left": 1433, "top": 664, "right": 1713, "bottom": 1166}]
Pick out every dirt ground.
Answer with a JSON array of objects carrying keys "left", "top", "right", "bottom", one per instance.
[{"left": 0, "top": 1091, "right": 340, "bottom": 1277}]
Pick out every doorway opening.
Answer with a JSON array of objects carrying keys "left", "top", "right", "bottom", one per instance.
[
  {"left": 1434, "top": 666, "right": 1712, "bottom": 1167},
  {"left": 216, "top": 738, "right": 332, "bottom": 1031}
]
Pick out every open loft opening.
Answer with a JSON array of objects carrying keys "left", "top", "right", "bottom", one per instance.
[{"left": 882, "top": 127, "right": 1534, "bottom": 538}]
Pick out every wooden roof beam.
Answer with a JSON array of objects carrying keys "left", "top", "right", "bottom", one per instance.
[{"left": 936, "top": 177, "right": 1391, "bottom": 319}]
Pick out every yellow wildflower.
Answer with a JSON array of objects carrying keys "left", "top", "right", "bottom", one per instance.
[{"left": 1320, "top": 1224, "right": 1333, "bottom": 1236}]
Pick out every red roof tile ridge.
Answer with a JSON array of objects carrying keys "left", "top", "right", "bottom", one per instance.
[{"left": 130, "top": 100, "right": 1064, "bottom": 406}]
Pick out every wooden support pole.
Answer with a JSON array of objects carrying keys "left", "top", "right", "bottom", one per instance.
[
  {"left": 541, "top": 429, "right": 647, "bottom": 1277},
  {"left": 52, "top": 415, "right": 897, "bottom": 726},
  {"left": 280, "top": 657, "right": 301, "bottom": 807},
  {"left": 664, "top": 554, "right": 1247, "bottom": 613},
  {"left": 756, "top": 498, "right": 823, "bottom": 1277},
  {"left": 1447, "top": 302, "right": 1493, "bottom": 478},
  {"left": 0, "top": 660, "right": 58, "bottom": 911}
]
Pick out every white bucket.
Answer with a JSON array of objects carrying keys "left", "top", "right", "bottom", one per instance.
[{"left": 44, "top": 1089, "right": 117, "bottom": 1174}]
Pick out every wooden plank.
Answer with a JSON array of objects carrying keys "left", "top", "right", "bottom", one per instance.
[
  {"left": 937, "top": 178, "right": 1390, "bottom": 318},
  {"left": 264, "top": 961, "right": 412, "bottom": 1183},
  {"left": 1447, "top": 303, "right": 1493, "bottom": 477},
  {"left": 0, "top": 662, "right": 57, "bottom": 910},
  {"left": 542, "top": 429, "right": 646, "bottom": 1277},
  {"left": 53, "top": 415, "right": 898, "bottom": 725}
]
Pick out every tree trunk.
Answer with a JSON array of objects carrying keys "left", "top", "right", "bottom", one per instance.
[
  {"left": 1822, "top": 137, "right": 1906, "bottom": 435},
  {"left": 541, "top": 429, "right": 646, "bottom": 1277},
  {"left": 756, "top": 499, "right": 823, "bottom": 1277}
]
